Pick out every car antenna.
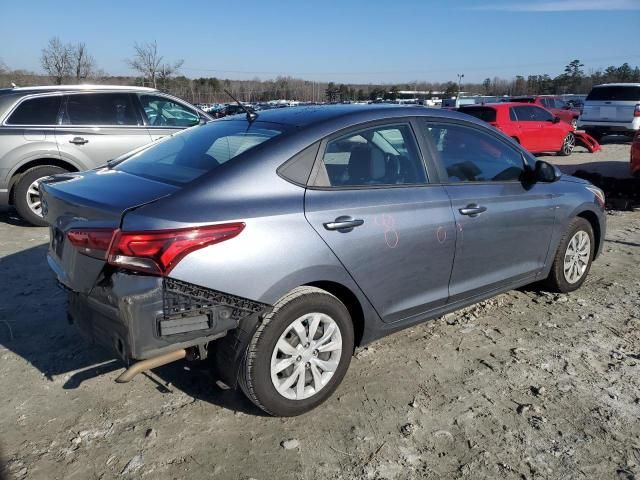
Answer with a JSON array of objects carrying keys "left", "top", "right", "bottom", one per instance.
[{"left": 224, "top": 89, "right": 258, "bottom": 123}]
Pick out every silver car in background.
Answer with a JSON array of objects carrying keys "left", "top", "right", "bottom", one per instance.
[
  {"left": 0, "top": 85, "right": 211, "bottom": 225},
  {"left": 578, "top": 83, "right": 640, "bottom": 141}
]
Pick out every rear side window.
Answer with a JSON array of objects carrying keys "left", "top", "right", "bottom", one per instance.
[
  {"left": 7, "top": 96, "right": 62, "bottom": 125},
  {"left": 459, "top": 107, "right": 496, "bottom": 122},
  {"left": 586, "top": 86, "right": 640, "bottom": 101},
  {"left": 115, "top": 120, "right": 283, "bottom": 185},
  {"left": 313, "top": 124, "right": 426, "bottom": 187},
  {"left": 423, "top": 123, "right": 525, "bottom": 183},
  {"left": 62, "top": 93, "right": 138, "bottom": 126}
]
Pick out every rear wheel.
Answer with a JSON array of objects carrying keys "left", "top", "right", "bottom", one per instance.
[
  {"left": 545, "top": 217, "right": 594, "bottom": 293},
  {"left": 14, "top": 165, "right": 67, "bottom": 226},
  {"left": 238, "top": 286, "right": 354, "bottom": 416},
  {"left": 558, "top": 132, "right": 575, "bottom": 156}
]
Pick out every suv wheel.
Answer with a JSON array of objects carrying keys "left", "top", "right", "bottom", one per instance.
[
  {"left": 238, "top": 286, "right": 354, "bottom": 416},
  {"left": 545, "top": 217, "right": 594, "bottom": 293},
  {"left": 558, "top": 133, "right": 575, "bottom": 156},
  {"left": 14, "top": 165, "right": 67, "bottom": 226}
]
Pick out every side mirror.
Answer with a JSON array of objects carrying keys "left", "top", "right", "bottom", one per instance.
[{"left": 534, "top": 160, "right": 561, "bottom": 182}]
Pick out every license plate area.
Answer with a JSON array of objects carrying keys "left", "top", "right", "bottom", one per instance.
[{"left": 600, "top": 106, "right": 617, "bottom": 119}]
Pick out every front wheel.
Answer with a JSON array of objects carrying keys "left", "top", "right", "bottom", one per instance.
[
  {"left": 13, "top": 165, "right": 67, "bottom": 226},
  {"left": 570, "top": 118, "right": 578, "bottom": 130},
  {"left": 558, "top": 133, "right": 575, "bottom": 156},
  {"left": 238, "top": 286, "right": 354, "bottom": 416},
  {"left": 544, "top": 217, "right": 594, "bottom": 293}
]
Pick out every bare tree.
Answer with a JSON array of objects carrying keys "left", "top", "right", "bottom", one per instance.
[
  {"left": 0, "top": 58, "right": 7, "bottom": 75},
  {"left": 41, "top": 37, "right": 72, "bottom": 84},
  {"left": 72, "top": 42, "right": 96, "bottom": 81},
  {"left": 127, "top": 41, "right": 183, "bottom": 89},
  {"left": 157, "top": 59, "right": 184, "bottom": 90}
]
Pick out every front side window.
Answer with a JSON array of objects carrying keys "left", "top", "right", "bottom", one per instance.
[
  {"left": 314, "top": 124, "right": 426, "bottom": 187},
  {"left": 423, "top": 123, "right": 525, "bottom": 183},
  {"left": 115, "top": 120, "right": 283, "bottom": 185},
  {"left": 139, "top": 94, "right": 200, "bottom": 127},
  {"left": 530, "top": 106, "right": 554, "bottom": 121},
  {"left": 512, "top": 105, "right": 552, "bottom": 122},
  {"left": 7, "top": 95, "right": 62, "bottom": 125},
  {"left": 62, "top": 93, "right": 138, "bottom": 126}
]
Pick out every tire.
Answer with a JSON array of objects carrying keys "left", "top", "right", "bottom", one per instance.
[
  {"left": 558, "top": 132, "right": 575, "bottom": 156},
  {"left": 238, "top": 286, "right": 354, "bottom": 416},
  {"left": 13, "top": 165, "right": 67, "bottom": 227},
  {"left": 544, "top": 217, "right": 594, "bottom": 293}
]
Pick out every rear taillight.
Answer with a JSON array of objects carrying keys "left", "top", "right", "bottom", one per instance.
[
  {"left": 67, "top": 223, "right": 245, "bottom": 275},
  {"left": 634, "top": 104, "right": 640, "bottom": 117},
  {"left": 67, "top": 229, "right": 115, "bottom": 259}
]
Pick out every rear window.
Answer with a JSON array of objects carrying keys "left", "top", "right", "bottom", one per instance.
[
  {"left": 459, "top": 107, "right": 497, "bottom": 123},
  {"left": 7, "top": 95, "right": 62, "bottom": 125},
  {"left": 115, "top": 120, "right": 284, "bottom": 185},
  {"left": 586, "top": 86, "right": 640, "bottom": 101}
]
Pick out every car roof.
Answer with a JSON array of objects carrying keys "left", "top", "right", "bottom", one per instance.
[
  {"left": 219, "top": 104, "right": 474, "bottom": 128},
  {"left": 459, "top": 102, "right": 533, "bottom": 108},
  {"left": 0, "top": 85, "right": 158, "bottom": 96},
  {"left": 592, "top": 83, "right": 640, "bottom": 87}
]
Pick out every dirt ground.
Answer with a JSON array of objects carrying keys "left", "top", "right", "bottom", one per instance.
[{"left": 1, "top": 141, "right": 639, "bottom": 480}]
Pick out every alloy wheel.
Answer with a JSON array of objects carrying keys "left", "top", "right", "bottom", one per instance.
[
  {"left": 563, "top": 230, "right": 590, "bottom": 284},
  {"left": 25, "top": 177, "right": 44, "bottom": 217},
  {"left": 563, "top": 134, "right": 575, "bottom": 155},
  {"left": 270, "top": 312, "right": 342, "bottom": 400}
]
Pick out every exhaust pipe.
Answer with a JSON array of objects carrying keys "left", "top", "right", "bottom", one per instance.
[{"left": 116, "top": 348, "right": 187, "bottom": 383}]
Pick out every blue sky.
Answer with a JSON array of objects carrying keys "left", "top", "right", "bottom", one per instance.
[{"left": 1, "top": 0, "right": 639, "bottom": 84}]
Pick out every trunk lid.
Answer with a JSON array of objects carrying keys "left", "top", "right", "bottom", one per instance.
[{"left": 41, "top": 168, "right": 179, "bottom": 293}]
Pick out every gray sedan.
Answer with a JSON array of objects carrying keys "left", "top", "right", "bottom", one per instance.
[{"left": 41, "top": 105, "right": 606, "bottom": 416}]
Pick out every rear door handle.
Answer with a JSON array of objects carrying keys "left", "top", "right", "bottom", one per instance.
[
  {"left": 69, "top": 137, "right": 89, "bottom": 145},
  {"left": 323, "top": 216, "right": 364, "bottom": 232},
  {"left": 459, "top": 204, "right": 487, "bottom": 217}
]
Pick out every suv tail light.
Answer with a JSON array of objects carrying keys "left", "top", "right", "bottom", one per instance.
[
  {"left": 634, "top": 104, "right": 640, "bottom": 117},
  {"left": 67, "top": 223, "right": 245, "bottom": 276}
]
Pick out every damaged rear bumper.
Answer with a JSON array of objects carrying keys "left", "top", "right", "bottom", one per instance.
[{"left": 67, "top": 273, "right": 269, "bottom": 362}]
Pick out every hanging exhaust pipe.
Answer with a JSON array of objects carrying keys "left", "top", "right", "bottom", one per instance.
[{"left": 116, "top": 348, "right": 187, "bottom": 383}]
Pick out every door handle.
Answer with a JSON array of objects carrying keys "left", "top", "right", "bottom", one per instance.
[
  {"left": 459, "top": 204, "right": 487, "bottom": 217},
  {"left": 69, "top": 137, "right": 89, "bottom": 145},
  {"left": 323, "top": 216, "right": 364, "bottom": 232}
]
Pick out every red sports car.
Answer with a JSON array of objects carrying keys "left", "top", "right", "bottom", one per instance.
[
  {"left": 631, "top": 131, "right": 640, "bottom": 177},
  {"left": 510, "top": 96, "right": 580, "bottom": 129},
  {"left": 459, "top": 103, "right": 576, "bottom": 156}
]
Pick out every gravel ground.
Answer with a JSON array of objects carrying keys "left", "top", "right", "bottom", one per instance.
[
  {"left": 541, "top": 134, "right": 633, "bottom": 179},
  {"left": 1, "top": 142, "right": 639, "bottom": 480}
]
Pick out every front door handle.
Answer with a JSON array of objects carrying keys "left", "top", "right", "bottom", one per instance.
[
  {"left": 459, "top": 204, "right": 487, "bottom": 217},
  {"left": 323, "top": 216, "right": 364, "bottom": 232},
  {"left": 69, "top": 137, "right": 89, "bottom": 145}
]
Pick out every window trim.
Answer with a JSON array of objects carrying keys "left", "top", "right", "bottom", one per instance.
[
  {"left": 2, "top": 93, "right": 65, "bottom": 127},
  {"left": 306, "top": 118, "right": 432, "bottom": 191},
  {"left": 417, "top": 118, "right": 534, "bottom": 186}
]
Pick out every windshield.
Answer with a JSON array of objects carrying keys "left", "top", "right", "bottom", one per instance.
[
  {"left": 115, "top": 121, "right": 284, "bottom": 185},
  {"left": 586, "top": 86, "right": 640, "bottom": 101}
]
